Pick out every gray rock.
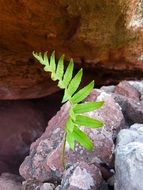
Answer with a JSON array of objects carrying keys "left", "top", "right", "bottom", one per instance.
[
  {"left": 22, "top": 180, "right": 55, "bottom": 190},
  {"left": 114, "top": 81, "right": 141, "bottom": 101},
  {"left": 100, "top": 85, "right": 115, "bottom": 93},
  {"left": 100, "top": 181, "right": 109, "bottom": 190},
  {"left": 115, "top": 123, "right": 143, "bottom": 190},
  {"left": 0, "top": 173, "right": 22, "bottom": 190},
  {"left": 128, "top": 81, "right": 143, "bottom": 95},
  {"left": 128, "top": 81, "right": 143, "bottom": 101},
  {"left": 113, "top": 93, "right": 143, "bottom": 124},
  {"left": 59, "top": 162, "right": 102, "bottom": 190},
  {"left": 40, "top": 183, "right": 55, "bottom": 190},
  {"left": 55, "top": 185, "right": 60, "bottom": 190},
  {"left": 107, "top": 175, "right": 114, "bottom": 186}
]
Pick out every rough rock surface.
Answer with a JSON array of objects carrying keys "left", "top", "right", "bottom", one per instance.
[
  {"left": 0, "top": 0, "right": 143, "bottom": 99},
  {"left": 100, "top": 85, "right": 115, "bottom": 94},
  {"left": 114, "top": 81, "right": 141, "bottom": 101},
  {"left": 22, "top": 180, "right": 55, "bottom": 190},
  {"left": 19, "top": 90, "right": 124, "bottom": 182},
  {"left": 0, "top": 173, "right": 22, "bottom": 190},
  {"left": 129, "top": 80, "right": 143, "bottom": 101},
  {"left": 40, "top": 183, "right": 55, "bottom": 190},
  {"left": 59, "top": 162, "right": 102, "bottom": 190},
  {"left": 113, "top": 93, "right": 143, "bottom": 124},
  {"left": 115, "top": 123, "right": 143, "bottom": 190}
]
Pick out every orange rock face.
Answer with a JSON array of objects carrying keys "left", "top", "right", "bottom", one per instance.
[{"left": 0, "top": 0, "right": 143, "bottom": 99}]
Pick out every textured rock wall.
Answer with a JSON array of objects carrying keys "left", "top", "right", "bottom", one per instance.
[{"left": 0, "top": 0, "right": 143, "bottom": 99}]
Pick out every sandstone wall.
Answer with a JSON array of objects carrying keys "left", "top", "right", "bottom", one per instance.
[{"left": 0, "top": 0, "right": 143, "bottom": 99}]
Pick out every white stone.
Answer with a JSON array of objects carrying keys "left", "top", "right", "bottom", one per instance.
[
  {"left": 115, "top": 123, "right": 143, "bottom": 190},
  {"left": 69, "top": 166, "right": 94, "bottom": 190}
]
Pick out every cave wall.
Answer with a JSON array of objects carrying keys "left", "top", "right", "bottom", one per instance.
[{"left": 0, "top": 0, "right": 143, "bottom": 99}]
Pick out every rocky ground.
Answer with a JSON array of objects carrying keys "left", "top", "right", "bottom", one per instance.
[{"left": 0, "top": 80, "right": 143, "bottom": 190}]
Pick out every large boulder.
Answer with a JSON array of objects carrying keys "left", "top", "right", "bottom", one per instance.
[
  {"left": 113, "top": 93, "right": 143, "bottom": 124},
  {"left": 115, "top": 123, "right": 143, "bottom": 190},
  {"left": 0, "top": 0, "right": 143, "bottom": 99},
  {"left": 111, "top": 80, "right": 143, "bottom": 124},
  {"left": 19, "top": 90, "right": 125, "bottom": 182}
]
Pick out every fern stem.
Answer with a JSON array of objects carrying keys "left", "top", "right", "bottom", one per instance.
[{"left": 61, "top": 132, "right": 67, "bottom": 169}]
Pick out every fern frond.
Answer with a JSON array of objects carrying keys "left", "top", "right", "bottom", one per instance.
[{"left": 33, "top": 51, "right": 104, "bottom": 153}]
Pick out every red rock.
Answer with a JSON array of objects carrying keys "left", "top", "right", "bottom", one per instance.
[
  {"left": 114, "top": 81, "right": 141, "bottom": 101},
  {"left": 113, "top": 93, "right": 143, "bottom": 124},
  {"left": 59, "top": 162, "right": 102, "bottom": 190},
  {"left": 19, "top": 90, "right": 125, "bottom": 182},
  {"left": 0, "top": 0, "right": 143, "bottom": 99}
]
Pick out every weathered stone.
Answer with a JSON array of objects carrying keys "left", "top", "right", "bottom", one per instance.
[
  {"left": 100, "top": 85, "right": 115, "bottom": 94},
  {"left": 19, "top": 90, "right": 124, "bottom": 182},
  {"left": 0, "top": 173, "right": 22, "bottom": 190},
  {"left": 0, "top": 0, "right": 143, "bottom": 99},
  {"left": 100, "top": 181, "right": 110, "bottom": 190},
  {"left": 129, "top": 80, "right": 143, "bottom": 101},
  {"left": 22, "top": 180, "right": 42, "bottom": 190},
  {"left": 128, "top": 80, "right": 143, "bottom": 95},
  {"left": 40, "top": 183, "right": 55, "bottom": 190},
  {"left": 86, "top": 90, "right": 125, "bottom": 138},
  {"left": 59, "top": 162, "right": 102, "bottom": 190},
  {"left": 114, "top": 81, "right": 141, "bottom": 101},
  {"left": 115, "top": 123, "right": 143, "bottom": 190},
  {"left": 113, "top": 93, "right": 143, "bottom": 123},
  {"left": 22, "top": 180, "right": 55, "bottom": 190}
]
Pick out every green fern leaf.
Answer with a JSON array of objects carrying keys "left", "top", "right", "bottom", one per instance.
[
  {"left": 43, "top": 52, "right": 49, "bottom": 65},
  {"left": 33, "top": 52, "right": 44, "bottom": 65},
  {"left": 43, "top": 52, "right": 50, "bottom": 71},
  {"left": 68, "top": 68, "right": 83, "bottom": 96},
  {"left": 70, "top": 81, "right": 94, "bottom": 104},
  {"left": 62, "top": 59, "right": 74, "bottom": 87},
  {"left": 49, "top": 51, "right": 56, "bottom": 71},
  {"left": 62, "top": 68, "right": 83, "bottom": 103},
  {"left": 75, "top": 115, "right": 103, "bottom": 128},
  {"left": 66, "top": 117, "right": 74, "bottom": 133},
  {"left": 69, "top": 108, "right": 76, "bottom": 121},
  {"left": 58, "top": 59, "right": 74, "bottom": 89},
  {"left": 50, "top": 51, "right": 56, "bottom": 80},
  {"left": 66, "top": 132, "right": 75, "bottom": 150},
  {"left": 56, "top": 55, "right": 64, "bottom": 80},
  {"left": 73, "top": 126, "right": 93, "bottom": 151},
  {"left": 73, "top": 101, "right": 104, "bottom": 114}
]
